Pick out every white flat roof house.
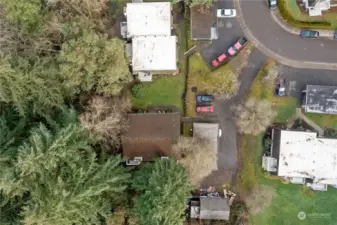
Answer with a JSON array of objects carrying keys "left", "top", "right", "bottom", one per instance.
[
  {"left": 132, "top": 36, "right": 177, "bottom": 72},
  {"left": 124, "top": 2, "right": 177, "bottom": 78},
  {"left": 126, "top": 2, "right": 171, "bottom": 38},
  {"left": 265, "top": 129, "right": 337, "bottom": 191}
]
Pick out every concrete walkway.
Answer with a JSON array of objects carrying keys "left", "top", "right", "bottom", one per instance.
[
  {"left": 271, "top": 9, "right": 336, "bottom": 39},
  {"left": 234, "top": 0, "right": 337, "bottom": 70},
  {"left": 295, "top": 108, "right": 324, "bottom": 136}
]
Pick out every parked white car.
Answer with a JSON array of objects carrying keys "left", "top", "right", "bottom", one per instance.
[{"left": 217, "top": 9, "right": 237, "bottom": 18}]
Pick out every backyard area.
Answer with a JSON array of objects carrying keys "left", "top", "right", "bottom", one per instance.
[
  {"left": 131, "top": 3, "right": 187, "bottom": 111},
  {"left": 278, "top": 0, "right": 337, "bottom": 29},
  {"left": 237, "top": 59, "right": 337, "bottom": 225},
  {"left": 131, "top": 75, "right": 185, "bottom": 110}
]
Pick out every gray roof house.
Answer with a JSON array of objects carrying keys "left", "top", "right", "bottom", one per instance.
[{"left": 304, "top": 85, "right": 337, "bottom": 115}]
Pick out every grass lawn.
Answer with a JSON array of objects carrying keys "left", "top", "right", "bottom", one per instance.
[
  {"left": 186, "top": 43, "right": 254, "bottom": 117},
  {"left": 131, "top": 75, "right": 185, "bottom": 110},
  {"left": 305, "top": 113, "right": 337, "bottom": 130},
  {"left": 247, "top": 59, "right": 297, "bottom": 123},
  {"left": 280, "top": 0, "right": 337, "bottom": 29},
  {"left": 240, "top": 133, "right": 337, "bottom": 225},
  {"left": 238, "top": 59, "right": 337, "bottom": 225}
]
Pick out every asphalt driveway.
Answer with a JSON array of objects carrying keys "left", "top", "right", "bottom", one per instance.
[
  {"left": 240, "top": 0, "right": 337, "bottom": 63},
  {"left": 201, "top": 49, "right": 267, "bottom": 187},
  {"left": 279, "top": 65, "right": 337, "bottom": 101},
  {"left": 202, "top": 0, "right": 244, "bottom": 64}
]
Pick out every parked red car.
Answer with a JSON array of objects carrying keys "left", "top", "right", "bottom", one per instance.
[
  {"left": 196, "top": 105, "right": 214, "bottom": 113},
  {"left": 228, "top": 37, "right": 248, "bottom": 56},
  {"left": 211, "top": 53, "right": 227, "bottom": 67}
]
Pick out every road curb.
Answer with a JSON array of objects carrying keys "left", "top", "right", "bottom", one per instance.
[
  {"left": 234, "top": 0, "right": 337, "bottom": 70},
  {"left": 270, "top": 9, "right": 335, "bottom": 39}
]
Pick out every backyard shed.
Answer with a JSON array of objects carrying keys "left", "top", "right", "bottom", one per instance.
[
  {"left": 193, "top": 123, "right": 219, "bottom": 170},
  {"left": 199, "top": 198, "right": 230, "bottom": 220}
]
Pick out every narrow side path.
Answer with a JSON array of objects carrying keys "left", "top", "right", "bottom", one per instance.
[{"left": 296, "top": 108, "right": 324, "bottom": 136}]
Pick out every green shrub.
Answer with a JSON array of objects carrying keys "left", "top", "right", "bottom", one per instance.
[
  {"left": 278, "top": 0, "right": 331, "bottom": 29},
  {"left": 131, "top": 84, "right": 147, "bottom": 98},
  {"left": 300, "top": 185, "right": 315, "bottom": 197}
]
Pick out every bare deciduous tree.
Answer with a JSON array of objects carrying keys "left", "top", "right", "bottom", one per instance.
[
  {"left": 234, "top": 98, "right": 276, "bottom": 135},
  {"left": 79, "top": 95, "right": 131, "bottom": 151},
  {"left": 173, "top": 136, "right": 217, "bottom": 186}
]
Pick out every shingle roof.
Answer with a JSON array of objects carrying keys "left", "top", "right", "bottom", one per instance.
[{"left": 122, "top": 112, "right": 180, "bottom": 161}]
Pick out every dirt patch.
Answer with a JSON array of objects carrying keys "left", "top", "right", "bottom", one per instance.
[
  {"left": 245, "top": 184, "right": 275, "bottom": 215},
  {"left": 200, "top": 169, "right": 233, "bottom": 188}
]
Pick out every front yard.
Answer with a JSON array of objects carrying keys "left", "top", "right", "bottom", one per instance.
[
  {"left": 237, "top": 59, "right": 337, "bottom": 225},
  {"left": 278, "top": 0, "right": 337, "bottom": 29},
  {"left": 186, "top": 43, "right": 254, "bottom": 117},
  {"left": 247, "top": 59, "right": 297, "bottom": 123}
]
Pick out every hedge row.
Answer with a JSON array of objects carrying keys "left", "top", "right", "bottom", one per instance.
[{"left": 278, "top": 0, "right": 332, "bottom": 29}]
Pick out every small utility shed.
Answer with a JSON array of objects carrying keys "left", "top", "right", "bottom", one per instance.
[
  {"left": 200, "top": 198, "right": 230, "bottom": 220},
  {"left": 193, "top": 123, "right": 219, "bottom": 170},
  {"left": 122, "top": 112, "right": 180, "bottom": 161},
  {"left": 305, "top": 85, "right": 337, "bottom": 114},
  {"left": 190, "top": 5, "right": 217, "bottom": 40}
]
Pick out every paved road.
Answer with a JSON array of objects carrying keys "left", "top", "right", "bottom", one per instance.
[{"left": 239, "top": 0, "right": 337, "bottom": 63}]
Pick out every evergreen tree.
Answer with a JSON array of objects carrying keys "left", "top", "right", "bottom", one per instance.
[
  {"left": 0, "top": 123, "right": 130, "bottom": 225},
  {"left": 132, "top": 158, "right": 191, "bottom": 225},
  {"left": 0, "top": 57, "right": 65, "bottom": 116}
]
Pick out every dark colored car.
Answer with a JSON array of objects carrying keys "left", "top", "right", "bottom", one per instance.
[
  {"left": 268, "top": 0, "right": 277, "bottom": 9},
  {"left": 211, "top": 53, "right": 228, "bottom": 68},
  {"left": 334, "top": 31, "right": 337, "bottom": 39},
  {"left": 196, "top": 95, "right": 214, "bottom": 105},
  {"left": 196, "top": 105, "right": 214, "bottom": 113},
  {"left": 300, "top": 30, "right": 319, "bottom": 38},
  {"left": 277, "top": 78, "right": 286, "bottom": 96},
  {"left": 228, "top": 37, "right": 248, "bottom": 56}
]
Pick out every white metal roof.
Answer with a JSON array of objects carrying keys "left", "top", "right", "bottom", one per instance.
[
  {"left": 278, "top": 130, "right": 337, "bottom": 185},
  {"left": 132, "top": 36, "right": 177, "bottom": 72},
  {"left": 126, "top": 2, "right": 171, "bottom": 37},
  {"left": 193, "top": 123, "right": 219, "bottom": 171}
]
